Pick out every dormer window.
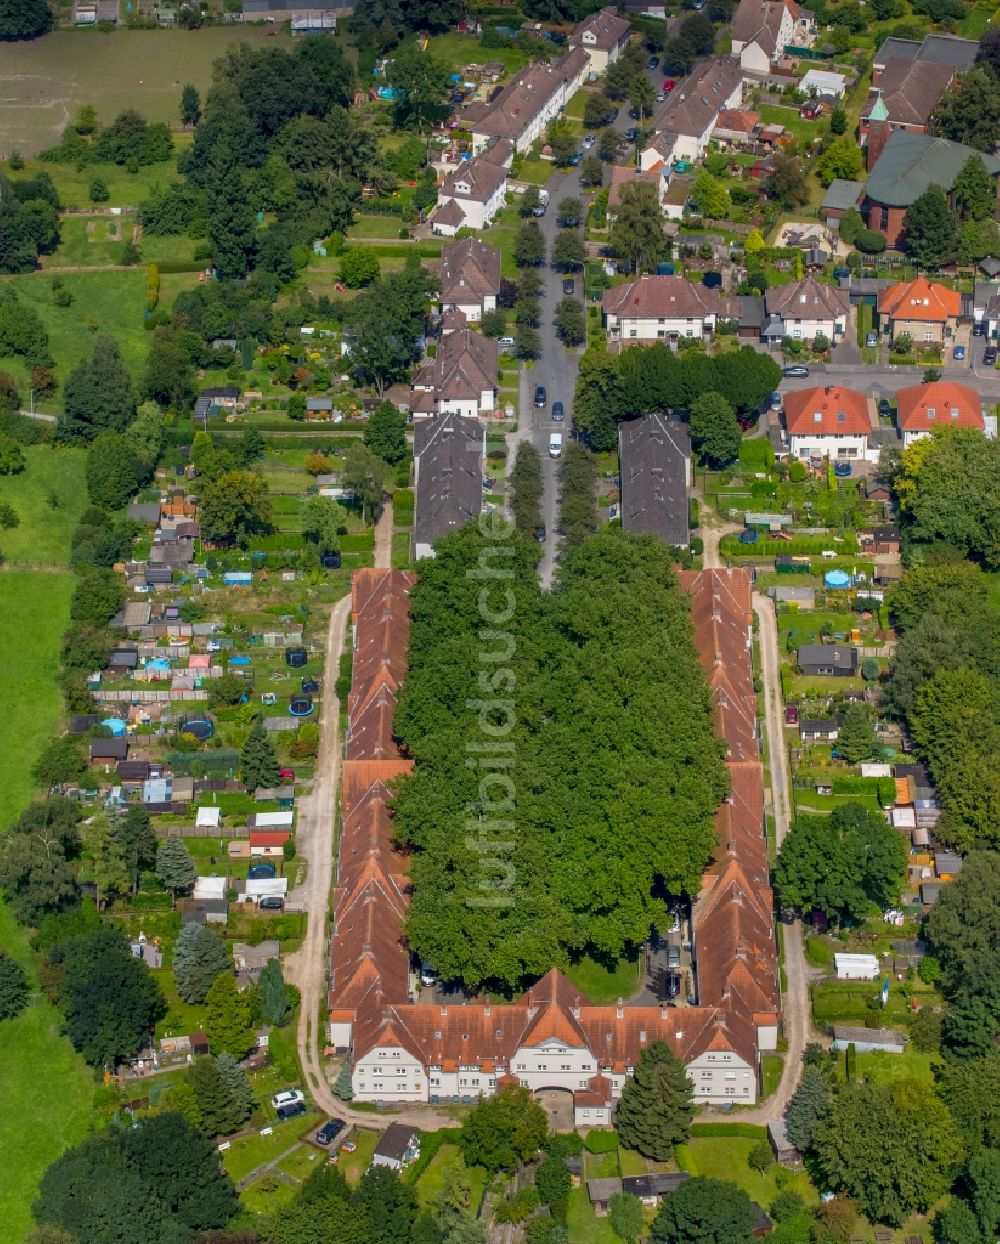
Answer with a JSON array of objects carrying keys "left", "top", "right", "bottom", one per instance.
[
  {"left": 927, "top": 408, "right": 936, "bottom": 419},
  {"left": 813, "top": 412, "right": 822, "bottom": 423},
  {"left": 837, "top": 411, "right": 845, "bottom": 423}
]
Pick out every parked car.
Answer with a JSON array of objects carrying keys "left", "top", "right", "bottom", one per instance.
[
  {"left": 279, "top": 767, "right": 296, "bottom": 780},
  {"left": 866, "top": 331, "right": 878, "bottom": 348},
  {"left": 953, "top": 344, "right": 966, "bottom": 361},
  {"left": 648, "top": 55, "right": 659, "bottom": 68},
  {"left": 562, "top": 277, "right": 575, "bottom": 295},
  {"left": 667, "top": 944, "right": 681, "bottom": 968},
  {"left": 277, "top": 1101, "right": 307, "bottom": 1122},
  {"left": 985, "top": 346, "right": 998, "bottom": 365},
  {"left": 498, "top": 335, "right": 515, "bottom": 347},
  {"left": 624, "top": 126, "right": 637, "bottom": 142},
  {"left": 583, "top": 133, "right": 595, "bottom": 148},
  {"left": 656, "top": 92, "right": 665, "bottom": 102},
  {"left": 666, "top": 972, "right": 681, "bottom": 999},
  {"left": 273, "top": 1090, "right": 305, "bottom": 1110},
  {"left": 973, "top": 321, "right": 986, "bottom": 336},
  {"left": 568, "top": 149, "right": 584, "bottom": 166},
  {"left": 259, "top": 896, "right": 284, "bottom": 911},
  {"left": 534, "top": 385, "right": 546, "bottom": 407},
  {"left": 770, "top": 391, "right": 783, "bottom": 411},
  {"left": 552, "top": 401, "right": 565, "bottom": 421},
  {"left": 785, "top": 703, "right": 799, "bottom": 726},
  {"left": 782, "top": 365, "right": 809, "bottom": 377},
  {"left": 878, "top": 398, "right": 892, "bottom": 417},
  {"left": 663, "top": 78, "right": 676, "bottom": 91},
  {"left": 316, "top": 1119, "right": 345, "bottom": 1147},
  {"left": 533, "top": 524, "right": 546, "bottom": 544}
]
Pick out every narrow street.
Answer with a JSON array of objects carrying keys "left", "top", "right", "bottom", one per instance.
[{"left": 284, "top": 500, "right": 460, "bottom": 1131}]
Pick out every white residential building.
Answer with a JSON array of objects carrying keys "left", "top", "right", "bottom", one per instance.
[
  {"left": 603, "top": 275, "right": 731, "bottom": 341},
  {"left": 568, "top": 6, "right": 632, "bottom": 74}
]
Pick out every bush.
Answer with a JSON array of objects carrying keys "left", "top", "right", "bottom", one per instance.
[
  {"left": 855, "top": 228, "right": 887, "bottom": 254},
  {"left": 584, "top": 1128, "right": 619, "bottom": 1153},
  {"left": 788, "top": 461, "right": 808, "bottom": 482}
]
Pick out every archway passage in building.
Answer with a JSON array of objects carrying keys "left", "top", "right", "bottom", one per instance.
[{"left": 534, "top": 1087, "right": 574, "bottom": 1132}]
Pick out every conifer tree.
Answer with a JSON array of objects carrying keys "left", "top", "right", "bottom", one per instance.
[
  {"left": 172, "top": 923, "right": 232, "bottom": 1004},
  {"left": 616, "top": 1040, "right": 694, "bottom": 1159},
  {"left": 240, "top": 716, "right": 280, "bottom": 794},
  {"left": 155, "top": 836, "right": 197, "bottom": 899}
]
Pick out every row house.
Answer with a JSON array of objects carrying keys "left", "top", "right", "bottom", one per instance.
[
  {"left": 644, "top": 57, "right": 744, "bottom": 166},
  {"left": 568, "top": 5, "right": 631, "bottom": 74},
  {"left": 411, "top": 328, "right": 498, "bottom": 419},
  {"left": 602, "top": 275, "right": 732, "bottom": 342},
  {"left": 412, "top": 414, "right": 486, "bottom": 560},
  {"left": 782, "top": 385, "right": 876, "bottom": 463},
  {"left": 432, "top": 150, "right": 508, "bottom": 236},
  {"left": 763, "top": 275, "right": 850, "bottom": 342},
  {"left": 730, "top": 0, "right": 812, "bottom": 73},
  {"left": 894, "top": 381, "right": 985, "bottom": 447},
  {"left": 330, "top": 566, "right": 778, "bottom": 1123},
  {"left": 467, "top": 47, "right": 589, "bottom": 155},
  {"left": 438, "top": 237, "right": 501, "bottom": 324}
]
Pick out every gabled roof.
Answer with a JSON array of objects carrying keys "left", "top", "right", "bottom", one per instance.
[
  {"left": 874, "top": 32, "right": 978, "bottom": 70},
  {"left": 894, "top": 381, "right": 984, "bottom": 432},
  {"left": 432, "top": 199, "right": 466, "bottom": 230},
  {"left": 652, "top": 58, "right": 743, "bottom": 138},
  {"left": 440, "top": 237, "right": 501, "bottom": 307},
  {"left": 603, "top": 275, "right": 726, "bottom": 320},
  {"left": 618, "top": 413, "right": 690, "bottom": 548},
  {"left": 440, "top": 155, "right": 507, "bottom": 205},
  {"left": 413, "top": 329, "right": 498, "bottom": 402},
  {"left": 783, "top": 385, "right": 871, "bottom": 436},
  {"left": 731, "top": 0, "right": 797, "bottom": 57},
  {"left": 866, "top": 131, "right": 1000, "bottom": 208},
  {"left": 471, "top": 47, "right": 589, "bottom": 143},
  {"left": 765, "top": 275, "right": 849, "bottom": 321},
  {"left": 570, "top": 5, "right": 631, "bottom": 51},
  {"left": 878, "top": 277, "right": 961, "bottom": 322},
  {"left": 413, "top": 414, "right": 484, "bottom": 549},
  {"left": 862, "top": 58, "right": 955, "bottom": 128},
  {"left": 714, "top": 108, "right": 760, "bottom": 135}
]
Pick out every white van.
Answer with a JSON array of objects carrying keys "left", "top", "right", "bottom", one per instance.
[{"left": 548, "top": 432, "right": 563, "bottom": 458}]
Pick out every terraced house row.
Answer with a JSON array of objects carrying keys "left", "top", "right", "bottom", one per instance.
[{"left": 328, "top": 566, "right": 778, "bottom": 1123}]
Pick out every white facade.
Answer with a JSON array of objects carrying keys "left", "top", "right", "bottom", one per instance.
[
  {"left": 607, "top": 310, "right": 721, "bottom": 341},
  {"left": 834, "top": 953, "right": 880, "bottom": 980},
  {"left": 451, "top": 292, "right": 497, "bottom": 323},
  {"left": 434, "top": 178, "right": 506, "bottom": 233},
  {"left": 350, "top": 1032, "right": 758, "bottom": 1108},
  {"left": 471, "top": 61, "right": 587, "bottom": 155},
  {"left": 736, "top": 40, "right": 772, "bottom": 73},
  {"left": 788, "top": 431, "right": 872, "bottom": 462},
  {"left": 773, "top": 312, "right": 847, "bottom": 340}
]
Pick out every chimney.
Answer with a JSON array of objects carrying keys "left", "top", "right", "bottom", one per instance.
[
  {"left": 660, "top": 1006, "right": 668, "bottom": 1020},
  {"left": 440, "top": 1005, "right": 448, "bottom": 1017},
  {"left": 484, "top": 1002, "right": 491, "bottom": 1017},
  {"left": 616, "top": 997, "right": 624, "bottom": 1019}
]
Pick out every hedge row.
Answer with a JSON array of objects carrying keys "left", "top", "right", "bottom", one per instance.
[
  {"left": 690, "top": 1122, "right": 767, "bottom": 1139},
  {"left": 720, "top": 532, "right": 859, "bottom": 557},
  {"left": 392, "top": 488, "right": 414, "bottom": 528}
]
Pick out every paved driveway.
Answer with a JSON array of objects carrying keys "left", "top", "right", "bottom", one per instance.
[{"left": 534, "top": 1088, "right": 575, "bottom": 1132}]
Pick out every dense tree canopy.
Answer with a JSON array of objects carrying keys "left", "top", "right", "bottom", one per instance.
[
  {"left": 0, "top": 797, "right": 81, "bottom": 924},
  {"left": 393, "top": 525, "right": 728, "bottom": 991},
  {"left": 775, "top": 803, "right": 907, "bottom": 924},
  {"left": 59, "top": 336, "right": 136, "bottom": 445},
  {"left": 34, "top": 1113, "right": 237, "bottom": 1242},
  {"left": 0, "top": 172, "right": 61, "bottom": 272},
  {"left": 0, "top": 0, "right": 52, "bottom": 39},
  {"left": 814, "top": 1079, "right": 961, "bottom": 1225},
  {"left": 459, "top": 1086, "right": 547, "bottom": 1173},
  {"left": 651, "top": 1177, "right": 757, "bottom": 1244}
]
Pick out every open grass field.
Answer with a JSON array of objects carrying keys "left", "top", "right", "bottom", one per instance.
[
  {"left": 0, "top": 907, "right": 95, "bottom": 1244},
  {"left": 0, "top": 571, "right": 75, "bottom": 822},
  {"left": 426, "top": 32, "right": 532, "bottom": 75},
  {"left": 0, "top": 268, "right": 200, "bottom": 410},
  {"left": 566, "top": 952, "right": 642, "bottom": 1006},
  {"left": 566, "top": 1184, "right": 621, "bottom": 1244},
  {"left": 0, "top": 28, "right": 293, "bottom": 157},
  {"left": 12, "top": 143, "right": 190, "bottom": 211},
  {"left": 0, "top": 445, "right": 87, "bottom": 567},
  {"left": 676, "top": 1136, "right": 818, "bottom": 1208}
]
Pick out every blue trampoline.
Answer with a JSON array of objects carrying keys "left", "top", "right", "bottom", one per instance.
[
  {"left": 101, "top": 717, "right": 127, "bottom": 736},
  {"left": 180, "top": 716, "right": 215, "bottom": 741},
  {"left": 147, "top": 658, "right": 171, "bottom": 672},
  {"left": 289, "top": 695, "right": 314, "bottom": 718},
  {"left": 825, "top": 569, "right": 851, "bottom": 589}
]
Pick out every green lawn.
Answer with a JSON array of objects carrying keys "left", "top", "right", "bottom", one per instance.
[
  {"left": 0, "top": 269, "right": 200, "bottom": 412},
  {"left": 567, "top": 1184, "right": 622, "bottom": 1244},
  {"left": 0, "top": 28, "right": 295, "bottom": 156},
  {"left": 762, "top": 1054, "right": 784, "bottom": 1099},
  {"left": 956, "top": 5, "right": 993, "bottom": 36},
  {"left": 849, "top": 1049, "right": 941, "bottom": 1086},
  {"left": 11, "top": 151, "right": 188, "bottom": 211},
  {"left": 812, "top": 979, "right": 942, "bottom": 1031},
  {"left": 677, "top": 1137, "right": 818, "bottom": 1208},
  {"left": 515, "top": 159, "right": 556, "bottom": 185},
  {"left": 152, "top": 968, "right": 208, "bottom": 1043},
  {"left": 346, "top": 216, "right": 411, "bottom": 241},
  {"left": 0, "top": 905, "right": 95, "bottom": 1243},
  {"left": 337, "top": 1129, "right": 380, "bottom": 1184},
  {"left": 426, "top": 32, "right": 532, "bottom": 74},
  {"left": 0, "top": 571, "right": 75, "bottom": 823},
  {"left": 220, "top": 1112, "right": 321, "bottom": 1184},
  {"left": 757, "top": 103, "right": 824, "bottom": 147},
  {"left": 565, "top": 953, "right": 642, "bottom": 1006},
  {"left": 0, "top": 446, "right": 87, "bottom": 568},
  {"left": 414, "top": 1143, "right": 488, "bottom": 1212}
]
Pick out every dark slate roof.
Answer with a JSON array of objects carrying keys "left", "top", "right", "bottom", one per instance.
[
  {"left": 621, "top": 1172, "right": 690, "bottom": 1198},
  {"left": 374, "top": 1122, "right": 416, "bottom": 1162},
  {"left": 91, "top": 738, "right": 128, "bottom": 760},
  {"left": 821, "top": 178, "right": 865, "bottom": 212},
  {"left": 866, "top": 132, "right": 1000, "bottom": 208},
  {"left": 797, "top": 643, "right": 857, "bottom": 670},
  {"left": 618, "top": 413, "right": 691, "bottom": 548},
  {"left": 127, "top": 502, "right": 162, "bottom": 524},
  {"left": 413, "top": 415, "right": 484, "bottom": 551}
]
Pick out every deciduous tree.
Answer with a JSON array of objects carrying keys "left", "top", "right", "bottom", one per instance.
[
  {"left": 458, "top": 1085, "right": 547, "bottom": 1172},
  {"left": 198, "top": 469, "right": 272, "bottom": 544},
  {"left": 0, "top": 950, "right": 29, "bottom": 1021},
  {"left": 364, "top": 400, "right": 408, "bottom": 465},
  {"left": 59, "top": 336, "right": 136, "bottom": 444},
  {"left": 610, "top": 181, "right": 665, "bottom": 273},
  {"left": 903, "top": 184, "right": 959, "bottom": 267},
  {"left": 689, "top": 391, "right": 740, "bottom": 466},
  {"left": 205, "top": 971, "right": 256, "bottom": 1060},
  {"left": 651, "top": 1177, "right": 757, "bottom": 1244}
]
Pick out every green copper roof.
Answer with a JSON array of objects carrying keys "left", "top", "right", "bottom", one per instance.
[
  {"left": 868, "top": 93, "right": 889, "bottom": 122},
  {"left": 866, "top": 131, "right": 1000, "bottom": 207}
]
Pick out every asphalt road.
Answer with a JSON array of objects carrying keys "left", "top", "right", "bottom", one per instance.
[
  {"left": 513, "top": 88, "right": 651, "bottom": 585},
  {"left": 778, "top": 362, "right": 1000, "bottom": 400}
]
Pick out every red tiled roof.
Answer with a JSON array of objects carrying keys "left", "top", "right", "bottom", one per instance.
[
  {"left": 603, "top": 275, "right": 727, "bottom": 321},
  {"left": 894, "top": 381, "right": 984, "bottom": 431},
  {"left": 249, "top": 831, "right": 290, "bottom": 848},
  {"left": 783, "top": 385, "right": 872, "bottom": 436},
  {"left": 879, "top": 277, "right": 961, "bottom": 323}
]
